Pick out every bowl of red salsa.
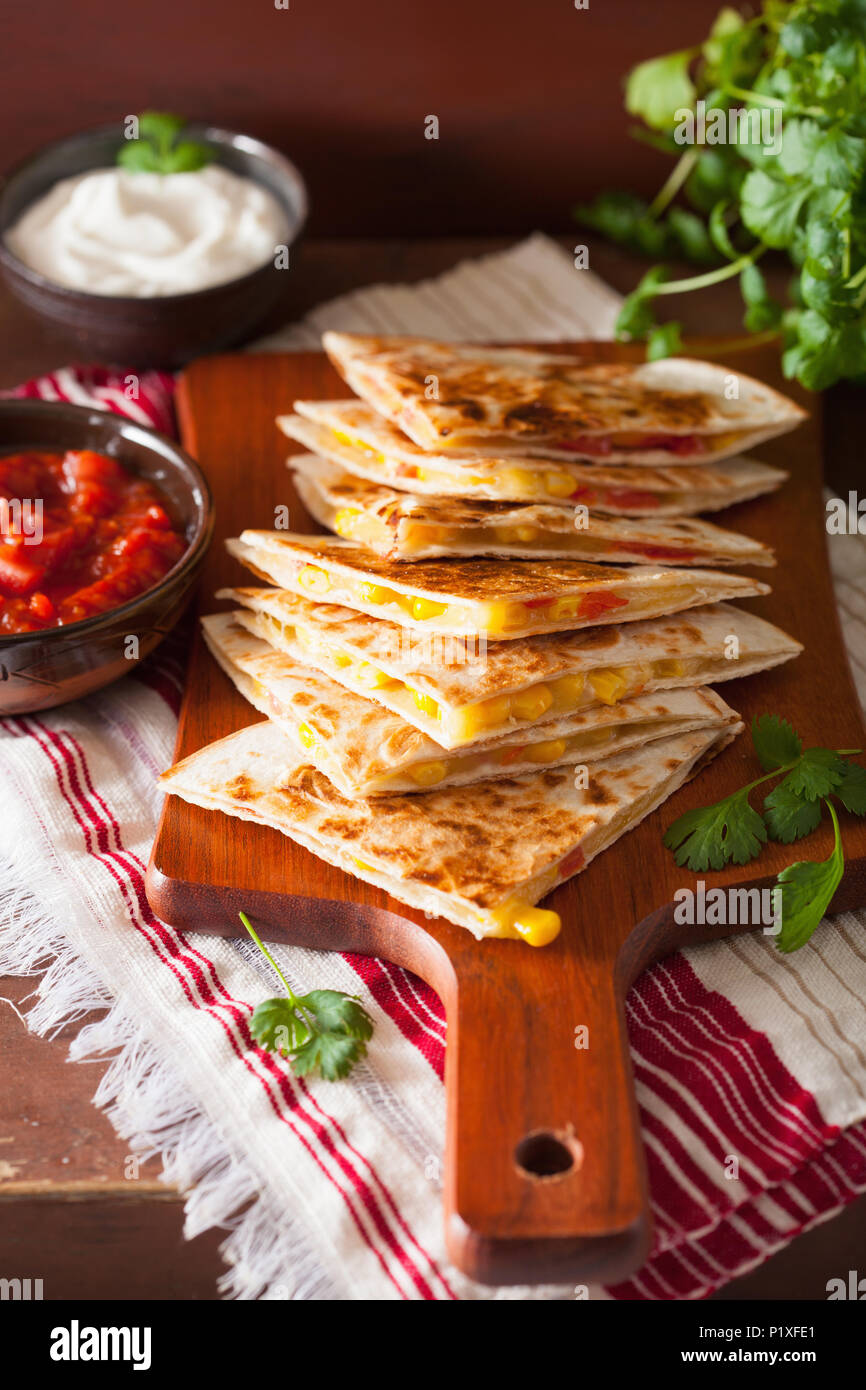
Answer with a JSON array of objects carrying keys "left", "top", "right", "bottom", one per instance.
[{"left": 0, "top": 400, "right": 213, "bottom": 713}]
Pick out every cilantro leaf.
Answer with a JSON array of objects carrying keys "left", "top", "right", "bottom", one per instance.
[
  {"left": 775, "top": 803, "right": 844, "bottom": 952},
  {"left": 834, "top": 759, "right": 866, "bottom": 814},
  {"left": 116, "top": 142, "right": 162, "bottom": 173},
  {"left": 740, "top": 170, "right": 809, "bottom": 249},
  {"left": 782, "top": 747, "right": 846, "bottom": 801},
  {"left": 751, "top": 713, "right": 802, "bottom": 771},
  {"left": 763, "top": 780, "right": 823, "bottom": 843},
  {"left": 296, "top": 989, "right": 374, "bottom": 1042},
  {"left": 117, "top": 111, "right": 213, "bottom": 176},
  {"left": 137, "top": 111, "right": 185, "bottom": 149},
  {"left": 667, "top": 206, "right": 717, "bottom": 264},
  {"left": 625, "top": 51, "right": 696, "bottom": 131},
  {"left": 249, "top": 996, "right": 312, "bottom": 1055},
  {"left": 292, "top": 1031, "right": 368, "bottom": 1082},
  {"left": 160, "top": 140, "right": 214, "bottom": 173},
  {"left": 646, "top": 320, "right": 683, "bottom": 359},
  {"left": 664, "top": 788, "right": 767, "bottom": 871}
]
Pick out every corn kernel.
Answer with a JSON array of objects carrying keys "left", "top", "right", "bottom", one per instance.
[
  {"left": 409, "top": 760, "right": 448, "bottom": 787},
  {"left": 545, "top": 471, "right": 576, "bottom": 498},
  {"left": 472, "top": 694, "right": 512, "bottom": 728},
  {"left": 525, "top": 738, "right": 568, "bottom": 763},
  {"left": 495, "top": 525, "right": 538, "bottom": 544},
  {"left": 360, "top": 582, "right": 396, "bottom": 605},
  {"left": 352, "top": 856, "right": 375, "bottom": 872},
  {"left": 503, "top": 467, "right": 537, "bottom": 494},
  {"left": 411, "top": 689, "right": 440, "bottom": 719},
  {"left": 552, "top": 674, "right": 586, "bottom": 707},
  {"left": 653, "top": 658, "right": 686, "bottom": 678},
  {"left": 333, "top": 651, "right": 352, "bottom": 668},
  {"left": 550, "top": 596, "right": 581, "bottom": 622},
  {"left": 588, "top": 667, "right": 630, "bottom": 705},
  {"left": 410, "top": 596, "right": 448, "bottom": 621},
  {"left": 511, "top": 683, "right": 554, "bottom": 721},
  {"left": 356, "top": 662, "right": 395, "bottom": 689},
  {"left": 298, "top": 565, "right": 330, "bottom": 594},
  {"left": 485, "top": 601, "right": 524, "bottom": 635},
  {"left": 298, "top": 722, "right": 317, "bottom": 749},
  {"left": 333, "top": 507, "right": 363, "bottom": 538}
]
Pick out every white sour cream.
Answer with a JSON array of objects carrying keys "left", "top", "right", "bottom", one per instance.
[{"left": 5, "top": 165, "right": 288, "bottom": 296}]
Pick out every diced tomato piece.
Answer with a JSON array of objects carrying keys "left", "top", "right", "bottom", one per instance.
[
  {"left": 0, "top": 552, "right": 46, "bottom": 595},
  {"left": 113, "top": 526, "right": 158, "bottom": 557},
  {"left": 577, "top": 590, "right": 630, "bottom": 621},
  {"left": 558, "top": 433, "right": 705, "bottom": 457},
  {"left": 559, "top": 846, "right": 586, "bottom": 877},
  {"left": 63, "top": 449, "right": 126, "bottom": 486},
  {"left": 619, "top": 542, "right": 696, "bottom": 562},
  {"left": 558, "top": 435, "right": 611, "bottom": 456},
  {"left": 145, "top": 504, "right": 172, "bottom": 529},
  {"left": 604, "top": 487, "right": 661, "bottom": 511},
  {"left": 28, "top": 591, "right": 56, "bottom": 622},
  {"left": 568, "top": 486, "right": 596, "bottom": 503},
  {"left": 663, "top": 434, "right": 704, "bottom": 457},
  {"left": 523, "top": 596, "right": 555, "bottom": 609},
  {"left": 499, "top": 745, "right": 527, "bottom": 765},
  {"left": 71, "top": 482, "right": 119, "bottom": 517}
]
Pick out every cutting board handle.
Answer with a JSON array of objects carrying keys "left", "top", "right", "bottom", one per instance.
[{"left": 439, "top": 930, "right": 650, "bottom": 1287}]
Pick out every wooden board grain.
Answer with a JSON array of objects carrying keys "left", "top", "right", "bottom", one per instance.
[{"left": 145, "top": 342, "right": 866, "bottom": 1288}]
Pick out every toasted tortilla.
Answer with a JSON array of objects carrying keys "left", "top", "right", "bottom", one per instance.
[
  {"left": 202, "top": 611, "right": 741, "bottom": 797},
  {"left": 226, "top": 531, "right": 768, "bottom": 641},
  {"left": 280, "top": 403, "right": 788, "bottom": 515},
  {"left": 321, "top": 333, "right": 806, "bottom": 459},
  {"left": 219, "top": 588, "right": 801, "bottom": 749},
  {"left": 289, "top": 452, "right": 774, "bottom": 567},
  {"left": 158, "top": 719, "right": 739, "bottom": 942}
]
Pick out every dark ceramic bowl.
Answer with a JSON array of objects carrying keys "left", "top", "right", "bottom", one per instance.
[
  {"left": 0, "top": 399, "right": 213, "bottom": 714},
  {"left": 0, "top": 125, "right": 308, "bottom": 368}
]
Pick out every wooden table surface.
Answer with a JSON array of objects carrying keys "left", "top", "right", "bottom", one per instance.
[{"left": 1, "top": 236, "right": 864, "bottom": 1300}]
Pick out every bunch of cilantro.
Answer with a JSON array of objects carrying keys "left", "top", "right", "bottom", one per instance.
[
  {"left": 665, "top": 715, "right": 866, "bottom": 950},
  {"left": 576, "top": 0, "right": 866, "bottom": 390}
]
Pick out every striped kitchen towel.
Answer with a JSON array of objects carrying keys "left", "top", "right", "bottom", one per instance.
[{"left": 1, "top": 233, "right": 864, "bottom": 1299}]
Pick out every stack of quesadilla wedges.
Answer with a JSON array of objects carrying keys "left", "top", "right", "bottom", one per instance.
[{"left": 160, "top": 334, "right": 805, "bottom": 947}]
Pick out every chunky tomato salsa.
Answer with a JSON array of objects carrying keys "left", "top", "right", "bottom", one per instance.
[{"left": 0, "top": 450, "right": 186, "bottom": 635}]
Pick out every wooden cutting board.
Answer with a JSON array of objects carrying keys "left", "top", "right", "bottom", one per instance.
[{"left": 145, "top": 342, "right": 866, "bottom": 1288}]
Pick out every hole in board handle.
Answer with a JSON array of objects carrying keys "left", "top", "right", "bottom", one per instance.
[{"left": 514, "top": 1127, "right": 583, "bottom": 1182}]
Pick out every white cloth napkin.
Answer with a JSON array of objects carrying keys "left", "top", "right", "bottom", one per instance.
[{"left": 2, "top": 233, "right": 865, "bottom": 1301}]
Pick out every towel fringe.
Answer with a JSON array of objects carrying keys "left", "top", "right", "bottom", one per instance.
[{"left": 0, "top": 857, "right": 334, "bottom": 1300}]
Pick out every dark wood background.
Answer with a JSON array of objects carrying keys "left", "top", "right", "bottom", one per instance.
[{"left": 0, "top": 0, "right": 727, "bottom": 236}]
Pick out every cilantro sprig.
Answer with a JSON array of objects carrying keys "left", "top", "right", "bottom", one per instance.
[
  {"left": 664, "top": 714, "right": 866, "bottom": 951},
  {"left": 117, "top": 112, "right": 213, "bottom": 174},
  {"left": 240, "top": 912, "right": 373, "bottom": 1080},
  {"left": 576, "top": 0, "right": 866, "bottom": 390}
]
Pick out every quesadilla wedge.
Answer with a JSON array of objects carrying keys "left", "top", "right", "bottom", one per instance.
[
  {"left": 322, "top": 333, "right": 806, "bottom": 461},
  {"left": 158, "top": 719, "right": 740, "bottom": 945},
  {"left": 225, "top": 531, "right": 769, "bottom": 641},
  {"left": 219, "top": 588, "right": 801, "bottom": 749},
  {"left": 280, "top": 403, "right": 788, "bottom": 516},
  {"left": 290, "top": 451, "right": 774, "bottom": 567},
  {"left": 202, "top": 611, "right": 741, "bottom": 797}
]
